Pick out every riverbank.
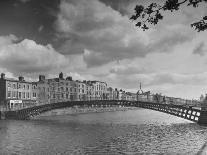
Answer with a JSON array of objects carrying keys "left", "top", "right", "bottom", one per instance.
[{"left": 32, "top": 106, "right": 138, "bottom": 119}]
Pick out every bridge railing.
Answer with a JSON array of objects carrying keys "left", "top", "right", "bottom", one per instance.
[
  {"left": 6, "top": 93, "right": 203, "bottom": 111},
  {"left": 137, "top": 94, "right": 202, "bottom": 108}
]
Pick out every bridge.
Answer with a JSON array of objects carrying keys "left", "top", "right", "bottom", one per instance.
[{"left": 2, "top": 99, "right": 207, "bottom": 125}]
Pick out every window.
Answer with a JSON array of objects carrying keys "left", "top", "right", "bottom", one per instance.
[
  {"left": 23, "top": 85, "right": 26, "bottom": 89},
  {"left": 27, "top": 85, "right": 29, "bottom": 90},
  {"left": 62, "top": 93, "right": 64, "bottom": 98},
  {"left": 27, "top": 92, "right": 30, "bottom": 98},
  {"left": 19, "top": 92, "right": 21, "bottom": 98},
  {"left": 23, "top": 92, "right": 25, "bottom": 99},
  {"left": 12, "top": 91, "right": 16, "bottom": 98},
  {"left": 66, "top": 87, "right": 68, "bottom": 91},
  {"left": 13, "top": 84, "right": 16, "bottom": 89},
  {"left": 33, "top": 92, "right": 36, "bottom": 97},
  {"left": 8, "top": 91, "right": 11, "bottom": 98},
  {"left": 66, "top": 94, "right": 68, "bottom": 99},
  {"left": 70, "top": 88, "right": 72, "bottom": 92},
  {"left": 53, "top": 94, "right": 55, "bottom": 99},
  {"left": 8, "top": 83, "right": 11, "bottom": 88}
]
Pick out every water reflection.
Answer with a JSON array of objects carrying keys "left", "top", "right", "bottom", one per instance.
[{"left": 0, "top": 108, "right": 207, "bottom": 154}]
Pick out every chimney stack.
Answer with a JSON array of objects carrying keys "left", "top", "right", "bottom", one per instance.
[
  {"left": 66, "top": 76, "right": 72, "bottom": 81},
  {"left": 1, "top": 73, "right": 5, "bottom": 79},
  {"left": 19, "top": 76, "right": 24, "bottom": 81},
  {"left": 59, "top": 72, "right": 63, "bottom": 79},
  {"left": 39, "top": 75, "right": 45, "bottom": 81}
]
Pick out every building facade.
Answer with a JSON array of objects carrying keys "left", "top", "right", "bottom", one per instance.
[
  {"left": 0, "top": 72, "right": 149, "bottom": 110},
  {"left": 0, "top": 73, "right": 37, "bottom": 110},
  {"left": 90, "top": 81, "right": 107, "bottom": 100}
]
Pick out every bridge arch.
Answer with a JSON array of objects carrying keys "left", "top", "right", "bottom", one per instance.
[{"left": 4, "top": 100, "right": 206, "bottom": 124}]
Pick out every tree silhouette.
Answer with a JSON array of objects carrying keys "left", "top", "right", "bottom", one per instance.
[{"left": 130, "top": 0, "right": 207, "bottom": 32}]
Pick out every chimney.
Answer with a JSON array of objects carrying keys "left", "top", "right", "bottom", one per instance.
[
  {"left": 39, "top": 75, "right": 45, "bottom": 81},
  {"left": 19, "top": 76, "right": 24, "bottom": 81},
  {"left": 59, "top": 72, "right": 63, "bottom": 79},
  {"left": 1, "top": 73, "right": 5, "bottom": 79},
  {"left": 66, "top": 76, "right": 72, "bottom": 81}
]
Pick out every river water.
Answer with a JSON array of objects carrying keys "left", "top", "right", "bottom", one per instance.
[{"left": 0, "top": 108, "right": 207, "bottom": 154}]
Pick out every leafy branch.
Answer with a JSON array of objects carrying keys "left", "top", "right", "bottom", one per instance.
[{"left": 130, "top": 0, "right": 207, "bottom": 32}]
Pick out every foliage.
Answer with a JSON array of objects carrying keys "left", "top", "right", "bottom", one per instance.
[{"left": 130, "top": 0, "right": 207, "bottom": 32}]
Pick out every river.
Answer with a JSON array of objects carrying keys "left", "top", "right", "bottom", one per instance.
[{"left": 0, "top": 108, "right": 207, "bottom": 154}]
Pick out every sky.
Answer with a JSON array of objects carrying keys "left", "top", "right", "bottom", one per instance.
[{"left": 0, "top": 0, "right": 207, "bottom": 99}]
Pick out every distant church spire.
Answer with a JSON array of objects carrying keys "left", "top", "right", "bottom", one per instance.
[
  {"left": 137, "top": 82, "right": 143, "bottom": 94},
  {"left": 140, "top": 82, "right": 142, "bottom": 90}
]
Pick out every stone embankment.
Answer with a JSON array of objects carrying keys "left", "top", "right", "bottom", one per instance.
[{"left": 32, "top": 106, "right": 137, "bottom": 119}]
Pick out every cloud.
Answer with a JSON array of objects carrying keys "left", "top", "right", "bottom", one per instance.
[
  {"left": 0, "top": 35, "right": 68, "bottom": 76},
  {"left": 83, "top": 49, "right": 111, "bottom": 67},
  {"left": 110, "top": 65, "right": 145, "bottom": 75},
  {"left": 19, "top": 0, "right": 31, "bottom": 3},
  {"left": 193, "top": 42, "right": 206, "bottom": 56},
  {"left": 54, "top": 0, "right": 193, "bottom": 68},
  {"left": 99, "top": 0, "right": 137, "bottom": 16},
  {"left": 148, "top": 24, "right": 194, "bottom": 53},
  {"left": 38, "top": 25, "right": 44, "bottom": 32}
]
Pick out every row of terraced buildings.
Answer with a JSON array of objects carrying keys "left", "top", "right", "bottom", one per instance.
[{"left": 0, "top": 72, "right": 138, "bottom": 110}]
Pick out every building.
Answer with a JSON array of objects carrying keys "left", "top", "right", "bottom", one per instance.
[
  {"left": 36, "top": 75, "right": 50, "bottom": 105},
  {"left": 125, "top": 92, "right": 137, "bottom": 101},
  {"left": 66, "top": 76, "right": 79, "bottom": 101},
  {"left": 107, "top": 87, "right": 114, "bottom": 100},
  {"left": 84, "top": 81, "right": 95, "bottom": 101},
  {"left": 89, "top": 81, "right": 107, "bottom": 100},
  {"left": 113, "top": 88, "right": 119, "bottom": 100},
  {"left": 47, "top": 72, "right": 81, "bottom": 103},
  {"left": 77, "top": 80, "right": 87, "bottom": 101},
  {"left": 0, "top": 73, "right": 37, "bottom": 110}
]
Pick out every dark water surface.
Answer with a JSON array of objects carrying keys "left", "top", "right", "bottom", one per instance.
[{"left": 0, "top": 108, "right": 207, "bottom": 154}]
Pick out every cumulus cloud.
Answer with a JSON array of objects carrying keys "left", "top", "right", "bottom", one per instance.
[
  {"left": 110, "top": 65, "right": 145, "bottom": 75},
  {"left": 99, "top": 0, "right": 138, "bottom": 16},
  {"left": 0, "top": 35, "right": 68, "bottom": 76},
  {"left": 54, "top": 0, "right": 192, "bottom": 68},
  {"left": 19, "top": 0, "right": 31, "bottom": 3},
  {"left": 193, "top": 42, "right": 206, "bottom": 56}
]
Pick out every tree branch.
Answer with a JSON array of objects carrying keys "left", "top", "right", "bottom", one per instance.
[{"left": 130, "top": 0, "right": 207, "bottom": 31}]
